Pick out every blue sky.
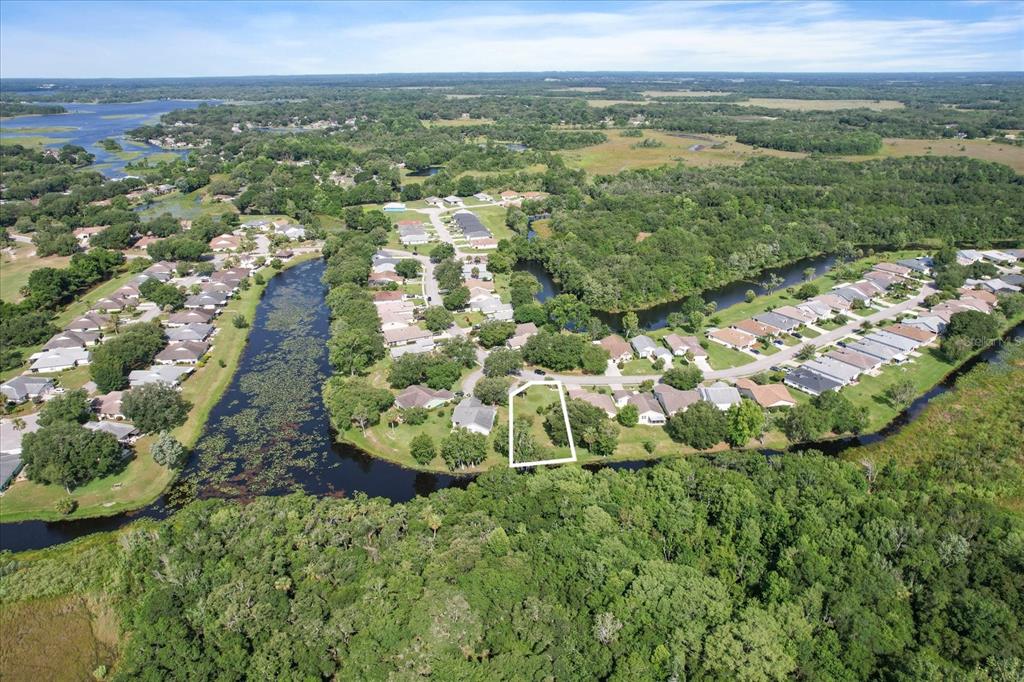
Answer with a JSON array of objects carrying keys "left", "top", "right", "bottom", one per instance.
[{"left": 1, "top": 1, "right": 1021, "bottom": 78}]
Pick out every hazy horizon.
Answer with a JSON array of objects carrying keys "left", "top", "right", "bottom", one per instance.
[{"left": 2, "top": 1, "right": 1021, "bottom": 79}]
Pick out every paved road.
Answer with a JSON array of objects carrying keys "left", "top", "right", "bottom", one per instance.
[{"left": 524, "top": 285, "right": 936, "bottom": 387}]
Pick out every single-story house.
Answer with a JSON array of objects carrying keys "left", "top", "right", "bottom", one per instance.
[
  {"left": 443, "top": 195, "right": 463, "bottom": 206},
  {"left": 814, "top": 294, "right": 853, "bottom": 312},
  {"left": 473, "top": 192, "right": 493, "bottom": 202},
  {"left": 956, "top": 249, "right": 984, "bottom": 265},
  {"left": 866, "top": 331, "right": 921, "bottom": 354},
  {"left": 733, "top": 319, "right": 778, "bottom": 338},
  {"left": 84, "top": 420, "right": 139, "bottom": 444},
  {"left": 128, "top": 365, "right": 193, "bottom": 388},
  {"left": 395, "top": 384, "right": 454, "bottom": 410},
  {"left": 863, "top": 271, "right": 900, "bottom": 290},
  {"left": 845, "top": 339, "right": 905, "bottom": 363},
  {"left": 30, "top": 347, "right": 90, "bottom": 373},
  {"left": 600, "top": 335, "right": 633, "bottom": 363},
  {"left": 155, "top": 341, "right": 209, "bottom": 365},
  {"left": 112, "top": 283, "right": 142, "bottom": 301},
  {"left": 167, "top": 310, "right": 215, "bottom": 326},
  {"left": 903, "top": 315, "right": 946, "bottom": 335},
  {"left": 735, "top": 378, "right": 796, "bottom": 409},
  {"left": 653, "top": 384, "right": 699, "bottom": 416},
  {"left": 389, "top": 338, "right": 436, "bottom": 358},
  {"left": 663, "top": 334, "right": 706, "bottom": 358},
  {"left": 66, "top": 312, "right": 111, "bottom": 333},
  {"left": 796, "top": 299, "right": 833, "bottom": 320},
  {"left": 772, "top": 306, "right": 816, "bottom": 326},
  {"left": 44, "top": 330, "right": 99, "bottom": 350},
  {"left": 94, "top": 391, "right": 125, "bottom": 420},
  {"left": 72, "top": 226, "right": 106, "bottom": 247},
  {"left": 826, "top": 347, "right": 883, "bottom": 372},
  {"left": 959, "top": 288, "right": 998, "bottom": 305},
  {"left": 93, "top": 296, "right": 127, "bottom": 312},
  {"left": 708, "top": 327, "right": 757, "bottom": 350},
  {"left": 424, "top": 196, "right": 444, "bottom": 207},
  {"left": 1, "top": 413, "right": 41, "bottom": 488},
  {"left": 184, "top": 292, "right": 228, "bottom": 310},
  {"left": 507, "top": 322, "right": 538, "bottom": 350},
  {"left": 753, "top": 311, "right": 801, "bottom": 333},
  {"left": 499, "top": 190, "right": 519, "bottom": 201},
  {"left": 200, "top": 281, "right": 235, "bottom": 296},
  {"left": 802, "top": 357, "right": 861, "bottom": 385},
  {"left": 626, "top": 393, "right": 666, "bottom": 425},
  {"left": 885, "top": 324, "right": 936, "bottom": 345},
  {"left": 451, "top": 397, "right": 496, "bottom": 435},
  {"left": 833, "top": 286, "right": 871, "bottom": 304},
  {"left": 383, "top": 201, "right": 407, "bottom": 212},
  {"left": 210, "top": 234, "right": 241, "bottom": 251},
  {"left": 373, "top": 291, "right": 405, "bottom": 303},
  {"left": 630, "top": 335, "right": 658, "bottom": 359},
  {"left": 981, "top": 249, "right": 1017, "bottom": 264},
  {"left": 369, "top": 271, "right": 403, "bottom": 285},
  {"left": 873, "top": 262, "right": 912, "bottom": 277},
  {"left": 896, "top": 257, "right": 933, "bottom": 275},
  {"left": 651, "top": 347, "right": 674, "bottom": 366},
  {"left": 1, "top": 375, "right": 55, "bottom": 404},
  {"left": 568, "top": 389, "right": 618, "bottom": 418},
  {"left": 698, "top": 382, "right": 742, "bottom": 411},
  {"left": 383, "top": 326, "right": 433, "bottom": 347},
  {"left": 784, "top": 367, "right": 844, "bottom": 396}
]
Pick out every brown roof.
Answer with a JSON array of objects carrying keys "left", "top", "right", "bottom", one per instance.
[
  {"left": 373, "top": 291, "right": 405, "bottom": 302},
  {"left": 885, "top": 324, "right": 935, "bottom": 342},
  {"left": 958, "top": 287, "right": 997, "bottom": 304},
  {"left": 873, "top": 262, "right": 911, "bottom": 276},
  {"left": 735, "top": 379, "right": 796, "bottom": 408},
  {"left": 663, "top": 333, "right": 707, "bottom": 357},
  {"left": 653, "top": 385, "right": 699, "bottom": 415},
  {"left": 773, "top": 306, "right": 815, "bottom": 324},
  {"left": 567, "top": 390, "right": 617, "bottom": 416},
  {"left": 733, "top": 319, "right": 776, "bottom": 337},
  {"left": 599, "top": 334, "right": 632, "bottom": 359},
  {"left": 826, "top": 347, "right": 880, "bottom": 370},
  {"left": 709, "top": 328, "right": 756, "bottom": 348}
]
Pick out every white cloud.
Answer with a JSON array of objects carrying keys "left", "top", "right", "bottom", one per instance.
[{"left": 1, "top": 1, "right": 1021, "bottom": 77}]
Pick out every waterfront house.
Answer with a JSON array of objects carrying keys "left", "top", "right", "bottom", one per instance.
[
  {"left": 451, "top": 397, "right": 496, "bottom": 435},
  {"left": 630, "top": 335, "right": 658, "bottom": 359},
  {"left": 734, "top": 378, "right": 796, "bottom": 409},
  {"left": 626, "top": 393, "right": 667, "bottom": 425},
  {"left": 784, "top": 367, "right": 843, "bottom": 396},
  {"left": 599, "top": 335, "right": 633, "bottom": 363},
  {"left": 155, "top": 341, "right": 209, "bottom": 365},
  {"left": 708, "top": 327, "right": 757, "bottom": 350},
  {"left": 698, "top": 382, "right": 742, "bottom": 411},
  {"left": 663, "top": 334, "right": 706, "bottom": 358},
  {"left": 653, "top": 384, "right": 699, "bottom": 417},
  {"left": 568, "top": 389, "right": 618, "bottom": 418},
  {"left": 395, "top": 385, "right": 454, "bottom": 410}
]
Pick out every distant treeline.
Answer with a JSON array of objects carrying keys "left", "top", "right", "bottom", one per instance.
[
  {"left": 0, "top": 101, "right": 67, "bottom": 118},
  {"left": 527, "top": 155, "right": 1024, "bottom": 311}
]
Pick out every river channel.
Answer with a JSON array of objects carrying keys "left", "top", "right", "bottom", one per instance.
[{"left": 1, "top": 258, "right": 1018, "bottom": 553}]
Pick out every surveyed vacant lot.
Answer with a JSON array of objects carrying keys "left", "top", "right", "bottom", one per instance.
[{"left": 1, "top": 243, "right": 72, "bottom": 302}]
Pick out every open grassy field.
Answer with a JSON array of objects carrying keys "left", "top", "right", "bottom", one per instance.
[
  {"left": 1, "top": 243, "right": 71, "bottom": 302},
  {"left": 0, "top": 595, "right": 119, "bottom": 682},
  {"left": 423, "top": 118, "right": 495, "bottom": 127},
  {"left": 558, "top": 129, "right": 804, "bottom": 174},
  {"left": 641, "top": 90, "right": 732, "bottom": 98},
  {"left": 866, "top": 137, "right": 1024, "bottom": 173},
  {"left": 737, "top": 98, "right": 905, "bottom": 111},
  {"left": 584, "top": 99, "right": 643, "bottom": 108},
  {"left": 0, "top": 135, "right": 69, "bottom": 148},
  {"left": 0, "top": 254, "right": 319, "bottom": 523}
]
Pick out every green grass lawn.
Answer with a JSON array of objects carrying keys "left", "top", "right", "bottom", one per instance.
[
  {"left": 620, "top": 358, "right": 659, "bottom": 375},
  {"left": 703, "top": 339, "right": 756, "bottom": 370},
  {"left": 1, "top": 243, "right": 71, "bottom": 302},
  {"left": 0, "top": 254, "right": 319, "bottom": 523},
  {"left": 840, "top": 348, "right": 955, "bottom": 431}
]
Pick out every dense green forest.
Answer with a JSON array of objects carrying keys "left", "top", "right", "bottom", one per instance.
[
  {"left": 2, "top": 344, "right": 1022, "bottom": 680},
  {"left": 528, "top": 156, "right": 1024, "bottom": 310}
]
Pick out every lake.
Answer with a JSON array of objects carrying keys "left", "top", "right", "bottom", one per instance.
[{"left": 0, "top": 100, "right": 211, "bottom": 177}]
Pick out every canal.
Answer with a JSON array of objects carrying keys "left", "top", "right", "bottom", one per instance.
[{"left": 1, "top": 258, "right": 1018, "bottom": 553}]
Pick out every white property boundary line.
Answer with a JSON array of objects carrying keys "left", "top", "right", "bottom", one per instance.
[{"left": 508, "top": 379, "right": 577, "bottom": 468}]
